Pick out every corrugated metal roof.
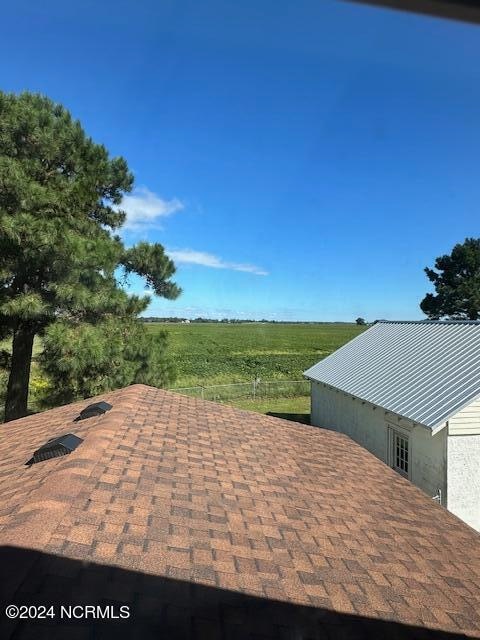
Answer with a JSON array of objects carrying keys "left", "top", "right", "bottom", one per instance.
[{"left": 304, "top": 320, "right": 480, "bottom": 430}]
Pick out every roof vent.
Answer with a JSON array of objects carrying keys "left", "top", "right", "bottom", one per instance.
[
  {"left": 75, "top": 400, "right": 112, "bottom": 422},
  {"left": 26, "top": 433, "right": 83, "bottom": 466}
]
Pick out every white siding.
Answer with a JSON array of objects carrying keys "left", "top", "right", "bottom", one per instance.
[
  {"left": 448, "top": 396, "right": 480, "bottom": 435},
  {"left": 447, "top": 432, "right": 480, "bottom": 531},
  {"left": 311, "top": 382, "right": 447, "bottom": 503}
]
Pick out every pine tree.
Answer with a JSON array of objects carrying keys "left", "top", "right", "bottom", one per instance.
[
  {"left": 0, "top": 92, "right": 180, "bottom": 421},
  {"left": 39, "top": 317, "right": 175, "bottom": 406}
]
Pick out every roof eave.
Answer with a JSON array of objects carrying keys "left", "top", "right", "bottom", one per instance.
[
  {"left": 308, "top": 379, "right": 437, "bottom": 432},
  {"left": 431, "top": 421, "right": 447, "bottom": 436}
]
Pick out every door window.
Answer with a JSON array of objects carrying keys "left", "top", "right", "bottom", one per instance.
[{"left": 392, "top": 431, "right": 409, "bottom": 478}]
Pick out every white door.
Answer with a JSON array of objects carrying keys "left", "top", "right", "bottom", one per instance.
[{"left": 389, "top": 428, "right": 410, "bottom": 479}]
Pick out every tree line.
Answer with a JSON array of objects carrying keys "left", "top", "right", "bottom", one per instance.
[{"left": 141, "top": 317, "right": 362, "bottom": 324}]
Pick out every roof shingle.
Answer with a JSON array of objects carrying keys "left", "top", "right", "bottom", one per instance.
[{"left": 0, "top": 384, "right": 479, "bottom": 639}]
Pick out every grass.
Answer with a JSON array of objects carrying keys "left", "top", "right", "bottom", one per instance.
[
  {"left": 147, "top": 322, "right": 365, "bottom": 388},
  {"left": 229, "top": 395, "right": 311, "bottom": 424}
]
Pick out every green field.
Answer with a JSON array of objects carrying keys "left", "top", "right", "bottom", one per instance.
[
  {"left": 146, "top": 322, "right": 364, "bottom": 388},
  {"left": 1, "top": 322, "right": 364, "bottom": 418}
]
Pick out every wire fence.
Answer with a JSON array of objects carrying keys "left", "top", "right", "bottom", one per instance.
[{"left": 169, "top": 379, "right": 310, "bottom": 403}]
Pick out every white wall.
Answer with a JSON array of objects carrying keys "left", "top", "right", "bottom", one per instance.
[
  {"left": 310, "top": 382, "right": 447, "bottom": 503},
  {"left": 447, "top": 432, "right": 480, "bottom": 531}
]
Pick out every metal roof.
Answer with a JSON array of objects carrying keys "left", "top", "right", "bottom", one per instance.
[{"left": 304, "top": 320, "right": 480, "bottom": 430}]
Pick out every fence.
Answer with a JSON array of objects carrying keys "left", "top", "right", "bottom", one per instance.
[{"left": 169, "top": 379, "right": 310, "bottom": 403}]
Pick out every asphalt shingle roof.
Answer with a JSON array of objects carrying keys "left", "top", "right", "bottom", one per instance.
[
  {"left": 0, "top": 384, "right": 479, "bottom": 639},
  {"left": 304, "top": 320, "right": 480, "bottom": 430}
]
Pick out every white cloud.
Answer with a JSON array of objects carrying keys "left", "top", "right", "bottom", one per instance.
[
  {"left": 167, "top": 248, "right": 268, "bottom": 276},
  {"left": 120, "top": 187, "right": 184, "bottom": 230}
]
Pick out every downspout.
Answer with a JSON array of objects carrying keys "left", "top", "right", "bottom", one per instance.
[
  {"left": 432, "top": 421, "right": 448, "bottom": 507},
  {"left": 444, "top": 420, "right": 449, "bottom": 508}
]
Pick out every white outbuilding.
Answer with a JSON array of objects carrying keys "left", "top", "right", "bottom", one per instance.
[{"left": 304, "top": 320, "right": 480, "bottom": 531}]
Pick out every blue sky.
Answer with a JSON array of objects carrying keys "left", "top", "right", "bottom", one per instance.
[{"left": 2, "top": 1, "right": 480, "bottom": 321}]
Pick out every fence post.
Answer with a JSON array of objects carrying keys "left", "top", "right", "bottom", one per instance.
[
  {"left": 201, "top": 387, "right": 204, "bottom": 400},
  {"left": 252, "top": 379, "right": 256, "bottom": 401}
]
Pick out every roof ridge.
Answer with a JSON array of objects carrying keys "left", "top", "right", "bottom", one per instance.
[
  {"left": 1, "top": 383, "right": 152, "bottom": 430},
  {"left": 0, "top": 384, "right": 149, "bottom": 549}
]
